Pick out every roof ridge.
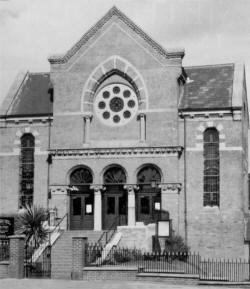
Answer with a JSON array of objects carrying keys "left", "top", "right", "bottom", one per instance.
[
  {"left": 28, "top": 72, "right": 50, "bottom": 75},
  {"left": 184, "top": 63, "right": 235, "bottom": 69}
]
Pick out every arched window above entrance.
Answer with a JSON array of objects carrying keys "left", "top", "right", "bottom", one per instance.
[
  {"left": 137, "top": 165, "right": 161, "bottom": 185},
  {"left": 136, "top": 165, "right": 162, "bottom": 224},
  {"left": 70, "top": 167, "right": 93, "bottom": 185},
  {"left": 103, "top": 166, "right": 126, "bottom": 184},
  {"left": 69, "top": 167, "right": 94, "bottom": 230}
]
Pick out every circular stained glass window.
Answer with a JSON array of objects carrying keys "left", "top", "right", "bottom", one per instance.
[
  {"left": 113, "top": 86, "right": 120, "bottom": 94},
  {"left": 123, "top": 90, "right": 131, "bottom": 98},
  {"left": 110, "top": 97, "right": 124, "bottom": 112},
  {"left": 123, "top": 110, "right": 131, "bottom": 118},
  {"left": 98, "top": 101, "right": 106, "bottom": 109},
  {"left": 113, "top": 115, "right": 120, "bottom": 123},
  {"left": 94, "top": 83, "right": 138, "bottom": 126},
  {"left": 103, "top": 111, "right": 110, "bottom": 119},
  {"left": 103, "top": 91, "right": 110, "bottom": 99},
  {"left": 128, "top": 100, "right": 135, "bottom": 108}
]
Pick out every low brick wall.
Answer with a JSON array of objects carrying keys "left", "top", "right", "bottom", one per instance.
[
  {"left": 83, "top": 267, "right": 137, "bottom": 281},
  {"left": 0, "top": 261, "right": 9, "bottom": 278},
  {"left": 137, "top": 273, "right": 199, "bottom": 285}
]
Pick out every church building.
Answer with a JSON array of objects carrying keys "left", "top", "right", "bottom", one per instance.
[{"left": 0, "top": 7, "right": 249, "bottom": 259}]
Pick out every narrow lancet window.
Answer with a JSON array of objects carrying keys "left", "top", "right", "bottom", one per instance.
[
  {"left": 203, "top": 128, "right": 220, "bottom": 206},
  {"left": 20, "top": 134, "right": 35, "bottom": 207}
]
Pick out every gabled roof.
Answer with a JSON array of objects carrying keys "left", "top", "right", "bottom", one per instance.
[
  {"left": 180, "top": 64, "right": 235, "bottom": 111},
  {"left": 0, "top": 64, "right": 239, "bottom": 118},
  {"left": 48, "top": 6, "right": 184, "bottom": 64},
  {"left": 0, "top": 72, "right": 52, "bottom": 118}
]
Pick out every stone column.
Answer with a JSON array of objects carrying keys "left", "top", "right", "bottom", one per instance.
[
  {"left": 124, "top": 185, "right": 137, "bottom": 226},
  {"left": 159, "top": 184, "right": 181, "bottom": 235},
  {"left": 72, "top": 237, "right": 87, "bottom": 280},
  {"left": 91, "top": 185, "right": 105, "bottom": 231},
  {"left": 139, "top": 113, "right": 146, "bottom": 142},
  {"left": 8, "top": 235, "right": 25, "bottom": 278},
  {"left": 83, "top": 114, "right": 92, "bottom": 144}
]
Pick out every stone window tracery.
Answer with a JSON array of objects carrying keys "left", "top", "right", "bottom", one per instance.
[{"left": 94, "top": 83, "right": 138, "bottom": 126}]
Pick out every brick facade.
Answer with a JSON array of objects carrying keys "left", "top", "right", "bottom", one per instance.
[{"left": 0, "top": 6, "right": 249, "bottom": 262}]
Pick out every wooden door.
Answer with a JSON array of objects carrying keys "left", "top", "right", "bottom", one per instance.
[
  {"left": 102, "top": 186, "right": 127, "bottom": 230},
  {"left": 136, "top": 188, "right": 161, "bottom": 225},
  {"left": 70, "top": 193, "right": 94, "bottom": 230}
]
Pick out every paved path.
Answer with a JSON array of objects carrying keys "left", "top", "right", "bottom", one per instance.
[{"left": 0, "top": 279, "right": 245, "bottom": 289}]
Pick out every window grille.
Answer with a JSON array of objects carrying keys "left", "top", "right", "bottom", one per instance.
[
  {"left": 203, "top": 128, "right": 219, "bottom": 206},
  {"left": 19, "top": 134, "right": 35, "bottom": 207}
]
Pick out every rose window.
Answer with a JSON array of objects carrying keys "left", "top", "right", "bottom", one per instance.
[{"left": 94, "top": 84, "right": 138, "bottom": 126}]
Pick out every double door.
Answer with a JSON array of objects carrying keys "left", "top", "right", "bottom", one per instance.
[
  {"left": 70, "top": 192, "right": 94, "bottom": 230},
  {"left": 136, "top": 187, "right": 161, "bottom": 225},
  {"left": 102, "top": 186, "right": 127, "bottom": 230}
]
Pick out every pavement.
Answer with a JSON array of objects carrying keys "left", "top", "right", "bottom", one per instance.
[{"left": 0, "top": 279, "right": 247, "bottom": 289}]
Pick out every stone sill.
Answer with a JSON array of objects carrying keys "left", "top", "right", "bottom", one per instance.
[
  {"left": 0, "top": 261, "right": 9, "bottom": 265},
  {"left": 199, "top": 281, "right": 250, "bottom": 286},
  {"left": 137, "top": 272, "right": 199, "bottom": 279},
  {"left": 83, "top": 266, "right": 137, "bottom": 271}
]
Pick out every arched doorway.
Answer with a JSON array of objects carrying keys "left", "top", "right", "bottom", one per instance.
[
  {"left": 69, "top": 167, "right": 94, "bottom": 230},
  {"left": 136, "top": 165, "right": 161, "bottom": 224},
  {"left": 102, "top": 166, "right": 127, "bottom": 229}
]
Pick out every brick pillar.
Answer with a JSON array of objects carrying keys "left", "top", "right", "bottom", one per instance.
[
  {"left": 8, "top": 235, "right": 25, "bottom": 278},
  {"left": 72, "top": 237, "right": 87, "bottom": 280},
  {"left": 160, "top": 184, "right": 181, "bottom": 235}
]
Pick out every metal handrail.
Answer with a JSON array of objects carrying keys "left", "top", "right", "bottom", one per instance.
[
  {"left": 50, "top": 213, "right": 68, "bottom": 235},
  {"left": 97, "top": 215, "right": 122, "bottom": 246}
]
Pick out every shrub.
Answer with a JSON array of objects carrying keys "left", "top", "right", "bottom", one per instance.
[{"left": 164, "top": 235, "right": 189, "bottom": 261}]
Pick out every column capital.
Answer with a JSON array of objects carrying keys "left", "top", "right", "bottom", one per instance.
[
  {"left": 90, "top": 185, "right": 106, "bottom": 192},
  {"left": 83, "top": 113, "right": 93, "bottom": 120},
  {"left": 50, "top": 186, "right": 68, "bottom": 195},
  {"left": 137, "top": 111, "right": 146, "bottom": 118},
  {"left": 123, "top": 185, "right": 139, "bottom": 192},
  {"left": 159, "top": 183, "right": 182, "bottom": 193}
]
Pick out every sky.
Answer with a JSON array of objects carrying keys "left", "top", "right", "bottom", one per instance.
[{"left": 0, "top": 0, "right": 250, "bottom": 106}]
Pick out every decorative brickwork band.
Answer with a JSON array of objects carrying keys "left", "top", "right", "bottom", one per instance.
[
  {"left": 159, "top": 183, "right": 182, "bottom": 193},
  {"left": 72, "top": 237, "right": 87, "bottom": 280},
  {"left": 8, "top": 235, "right": 25, "bottom": 279}
]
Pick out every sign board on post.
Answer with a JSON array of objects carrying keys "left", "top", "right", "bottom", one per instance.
[
  {"left": 0, "top": 217, "right": 14, "bottom": 237},
  {"left": 157, "top": 220, "right": 171, "bottom": 237}
]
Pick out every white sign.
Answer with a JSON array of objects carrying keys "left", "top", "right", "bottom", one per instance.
[
  {"left": 158, "top": 221, "right": 170, "bottom": 237},
  {"left": 86, "top": 204, "right": 92, "bottom": 214}
]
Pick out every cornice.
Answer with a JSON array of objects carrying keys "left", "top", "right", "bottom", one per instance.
[
  {"left": 48, "top": 6, "right": 184, "bottom": 64},
  {"left": 49, "top": 146, "right": 183, "bottom": 158},
  {"left": 0, "top": 116, "right": 53, "bottom": 124},
  {"left": 178, "top": 110, "right": 237, "bottom": 119}
]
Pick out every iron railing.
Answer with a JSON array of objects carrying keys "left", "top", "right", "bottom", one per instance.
[
  {"left": 84, "top": 245, "right": 250, "bottom": 281},
  {"left": 200, "top": 258, "right": 250, "bottom": 282},
  {"left": 0, "top": 238, "right": 10, "bottom": 261},
  {"left": 85, "top": 245, "right": 200, "bottom": 274}
]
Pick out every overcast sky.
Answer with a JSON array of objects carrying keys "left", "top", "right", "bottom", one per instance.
[{"left": 0, "top": 0, "right": 250, "bottom": 105}]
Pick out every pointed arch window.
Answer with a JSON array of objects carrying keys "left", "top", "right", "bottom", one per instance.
[
  {"left": 20, "top": 134, "right": 35, "bottom": 207},
  {"left": 203, "top": 128, "right": 220, "bottom": 207}
]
